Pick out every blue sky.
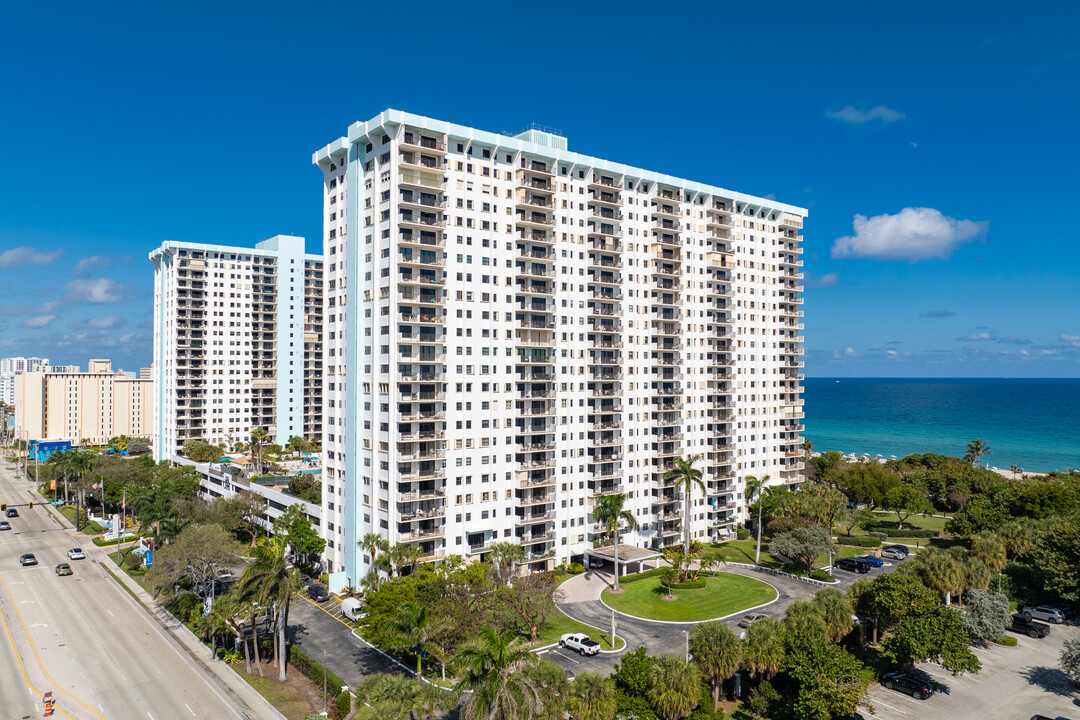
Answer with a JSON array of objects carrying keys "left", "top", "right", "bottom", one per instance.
[{"left": 1, "top": 1, "right": 1078, "bottom": 376}]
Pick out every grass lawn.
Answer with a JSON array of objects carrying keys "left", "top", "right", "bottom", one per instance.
[
  {"left": 702, "top": 539, "right": 863, "bottom": 570},
  {"left": 603, "top": 573, "right": 777, "bottom": 622},
  {"left": 59, "top": 505, "right": 107, "bottom": 533},
  {"left": 536, "top": 609, "right": 624, "bottom": 650}
]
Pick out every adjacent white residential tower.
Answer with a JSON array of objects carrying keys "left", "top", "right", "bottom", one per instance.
[{"left": 314, "top": 110, "right": 805, "bottom": 589}]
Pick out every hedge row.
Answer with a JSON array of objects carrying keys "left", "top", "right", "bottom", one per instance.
[
  {"left": 810, "top": 570, "right": 835, "bottom": 582},
  {"left": 880, "top": 529, "right": 939, "bottom": 539},
  {"left": 288, "top": 646, "right": 350, "bottom": 719},
  {"left": 993, "top": 635, "right": 1018, "bottom": 647},
  {"left": 834, "top": 536, "right": 882, "bottom": 548},
  {"left": 619, "top": 568, "right": 664, "bottom": 584},
  {"left": 671, "top": 579, "right": 707, "bottom": 590}
]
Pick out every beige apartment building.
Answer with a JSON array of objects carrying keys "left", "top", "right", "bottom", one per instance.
[{"left": 14, "top": 359, "right": 154, "bottom": 447}]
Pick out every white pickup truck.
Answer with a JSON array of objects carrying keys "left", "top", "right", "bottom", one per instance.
[{"left": 559, "top": 633, "right": 601, "bottom": 656}]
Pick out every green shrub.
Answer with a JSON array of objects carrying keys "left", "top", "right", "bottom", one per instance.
[
  {"left": 994, "top": 635, "right": 1018, "bottom": 646},
  {"left": 780, "top": 562, "right": 808, "bottom": 577},
  {"left": 868, "top": 531, "right": 888, "bottom": 541},
  {"left": 834, "top": 535, "right": 882, "bottom": 548},
  {"left": 289, "top": 646, "right": 351, "bottom": 719},
  {"left": 619, "top": 568, "right": 663, "bottom": 584},
  {"left": 566, "top": 562, "right": 585, "bottom": 575},
  {"left": 737, "top": 528, "right": 749, "bottom": 540},
  {"left": 319, "top": 573, "right": 329, "bottom": 585},
  {"left": 672, "top": 579, "right": 707, "bottom": 590},
  {"left": 885, "top": 529, "right": 939, "bottom": 538},
  {"left": 810, "top": 570, "right": 835, "bottom": 582}
]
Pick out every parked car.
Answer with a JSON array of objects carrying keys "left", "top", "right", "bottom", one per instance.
[
  {"left": 67, "top": 548, "right": 85, "bottom": 560},
  {"left": 0, "top": 521, "right": 10, "bottom": 531},
  {"left": 881, "top": 671, "right": 935, "bottom": 700},
  {"left": 19, "top": 553, "right": 37, "bottom": 566},
  {"left": 1023, "top": 606, "right": 1065, "bottom": 624},
  {"left": 560, "top": 633, "right": 601, "bottom": 656},
  {"left": 306, "top": 583, "right": 331, "bottom": 603},
  {"left": 55, "top": 563, "right": 73, "bottom": 576},
  {"left": 881, "top": 547, "right": 908, "bottom": 560},
  {"left": 835, "top": 557, "right": 871, "bottom": 573},
  {"left": 884, "top": 544, "right": 910, "bottom": 556},
  {"left": 6, "top": 508, "right": 18, "bottom": 518},
  {"left": 737, "top": 613, "right": 769, "bottom": 628},
  {"left": 195, "top": 577, "right": 234, "bottom": 598},
  {"left": 1043, "top": 604, "right": 1074, "bottom": 621},
  {"left": 1008, "top": 614, "right": 1051, "bottom": 639},
  {"left": 341, "top": 597, "right": 366, "bottom": 621},
  {"left": 856, "top": 555, "right": 884, "bottom": 567}
]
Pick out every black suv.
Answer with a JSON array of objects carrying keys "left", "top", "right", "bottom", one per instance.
[
  {"left": 306, "top": 584, "right": 330, "bottom": 603},
  {"left": 1008, "top": 614, "right": 1051, "bottom": 639},
  {"left": 835, "top": 557, "right": 872, "bottom": 574},
  {"left": 881, "top": 671, "right": 935, "bottom": 700},
  {"left": 6, "top": 508, "right": 18, "bottom": 518}
]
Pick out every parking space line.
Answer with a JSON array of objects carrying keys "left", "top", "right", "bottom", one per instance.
[{"left": 294, "top": 593, "right": 354, "bottom": 630}]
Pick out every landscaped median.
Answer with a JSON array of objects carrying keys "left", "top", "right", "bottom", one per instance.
[{"left": 601, "top": 570, "right": 777, "bottom": 622}]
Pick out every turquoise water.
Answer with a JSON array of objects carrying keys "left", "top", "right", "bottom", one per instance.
[{"left": 803, "top": 378, "right": 1080, "bottom": 473}]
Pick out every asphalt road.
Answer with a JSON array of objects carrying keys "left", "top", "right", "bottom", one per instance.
[
  {"left": 867, "top": 621, "right": 1080, "bottom": 720},
  {"left": 0, "top": 460, "right": 245, "bottom": 720}
]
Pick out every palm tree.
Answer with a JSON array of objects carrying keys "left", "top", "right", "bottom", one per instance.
[
  {"left": 964, "top": 439, "right": 991, "bottom": 467},
  {"left": 1010, "top": 464, "right": 1021, "bottom": 479},
  {"left": 917, "top": 551, "right": 963, "bottom": 605},
  {"left": 996, "top": 520, "right": 1034, "bottom": 560},
  {"left": 741, "top": 616, "right": 784, "bottom": 679},
  {"left": 238, "top": 535, "right": 303, "bottom": 681},
  {"left": 360, "top": 532, "right": 390, "bottom": 587},
  {"left": 591, "top": 493, "right": 638, "bottom": 590},
  {"left": 413, "top": 681, "right": 455, "bottom": 720},
  {"left": 45, "top": 449, "right": 70, "bottom": 503},
  {"left": 970, "top": 534, "right": 1007, "bottom": 590},
  {"left": 528, "top": 657, "right": 569, "bottom": 720},
  {"left": 452, "top": 627, "right": 540, "bottom": 720},
  {"left": 744, "top": 475, "right": 770, "bottom": 564},
  {"left": 566, "top": 671, "right": 617, "bottom": 720},
  {"left": 249, "top": 427, "right": 269, "bottom": 475},
  {"left": 664, "top": 455, "right": 705, "bottom": 558},
  {"left": 646, "top": 655, "right": 701, "bottom": 720},
  {"left": 784, "top": 601, "right": 829, "bottom": 641},
  {"left": 286, "top": 435, "right": 306, "bottom": 458},
  {"left": 811, "top": 588, "right": 855, "bottom": 642},
  {"left": 67, "top": 451, "right": 93, "bottom": 531},
  {"left": 386, "top": 602, "right": 449, "bottom": 684},
  {"left": 360, "top": 673, "right": 417, "bottom": 720},
  {"left": 388, "top": 543, "right": 426, "bottom": 577},
  {"left": 689, "top": 621, "right": 741, "bottom": 710}
]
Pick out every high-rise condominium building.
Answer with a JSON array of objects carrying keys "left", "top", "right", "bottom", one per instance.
[
  {"left": 1, "top": 357, "right": 49, "bottom": 405},
  {"left": 314, "top": 110, "right": 805, "bottom": 588},
  {"left": 13, "top": 359, "right": 153, "bottom": 446},
  {"left": 149, "top": 236, "right": 324, "bottom": 461}
]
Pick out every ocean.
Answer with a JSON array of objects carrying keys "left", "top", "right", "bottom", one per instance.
[{"left": 803, "top": 378, "right": 1080, "bottom": 473}]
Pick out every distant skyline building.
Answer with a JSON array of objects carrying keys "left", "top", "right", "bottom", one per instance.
[
  {"left": 1, "top": 357, "right": 49, "bottom": 405},
  {"left": 149, "top": 236, "right": 324, "bottom": 461},
  {"left": 313, "top": 109, "right": 805, "bottom": 589},
  {"left": 13, "top": 358, "right": 153, "bottom": 447}
]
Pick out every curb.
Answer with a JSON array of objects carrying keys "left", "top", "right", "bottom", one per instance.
[
  {"left": 598, "top": 572, "right": 782, "bottom": 626},
  {"left": 531, "top": 605, "right": 626, "bottom": 655}
]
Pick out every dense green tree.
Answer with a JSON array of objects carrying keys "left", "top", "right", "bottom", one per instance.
[
  {"left": 1011, "top": 482, "right": 1077, "bottom": 519},
  {"left": 782, "top": 634, "right": 869, "bottom": 720},
  {"left": 238, "top": 535, "right": 304, "bottom": 681},
  {"left": 769, "top": 525, "right": 834, "bottom": 573},
  {"left": 1024, "top": 516, "right": 1080, "bottom": 602},
  {"left": 487, "top": 541, "right": 526, "bottom": 586},
  {"left": 529, "top": 658, "right": 569, "bottom": 720},
  {"left": 805, "top": 450, "right": 843, "bottom": 486},
  {"left": 783, "top": 601, "right": 830, "bottom": 642},
  {"left": 945, "top": 495, "right": 1010, "bottom": 538},
  {"left": 147, "top": 523, "right": 244, "bottom": 599},
  {"left": 881, "top": 484, "right": 932, "bottom": 530},
  {"left": 272, "top": 505, "right": 326, "bottom": 568},
  {"left": 664, "top": 456, "right": 706, "bottom": 559},
  {"left": 689, "top": 621, "right": 741, "bottom": 710},
  {"left": 852, "top": 572, "right": 938, "bottom": 643},
  {"left": 910, "top": 550, "right": 964, "bottom": 605},
  {"left": 742, "top": 616, "right": 784, "bottom": 679},
  {"left": 831, "top": 461, "right": 899, "bottom": 507},
  {"left": 181, "top": 439, "right": 222, "bottom": 463},
  {"left": 961, "top": 589, "right": 1011, "bottom": 643},
  {"left": 613, "top": 647, "right": 657, "bottom": 719},
  {"left": 385, "top": 602, "right": 449, "bottom": 683},
  {"left": 358, "top": 673, "right": 421, "bottom": 720},
  {"left": 452, "top": 627, "right": 540, "bottom": 720},
  {"left": 1061, "top": 637, "right": 1080, "bottom": 688},
  {"left": 812, "top": 587, "right": 855, "bottom": 642},
  {"left": 995, "top": 519, "right": 1035, "bottom": 560},
  {"left": 646, "top": 656, "right": 701, "bottom": 720},
  {"left": 566, "top": 671, "right": 617, "bottom": 720},
  {"left": 884, "top": 603, "right": 981, "bottom": 674}
]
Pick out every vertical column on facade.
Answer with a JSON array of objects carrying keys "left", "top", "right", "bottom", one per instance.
[
  {"left": 252, "top": 256, "right": 278, "bottom": 436},
  {"left": 395, "top": 127, "right": 450, "bottom": 563},
  {"left": 649, "top": 185, "right": 685, "bottom": 549},
  {"left": 513, "top": 156, "right": 558, "bottom": 572},
  {"left": 585, "top": 172, "right": 625, "bottom": 541},
  {"left": 705, "top": 200, "right": 737, "bottom": 537},
  {"left": 778, "top": 213, "right": 806, "bottom": 483},
  {"left": 176, "top": 251, "right": 208, "bottom": 445},
  {"left": 304, "top": 262, "right": 324, "bottom": 439}
]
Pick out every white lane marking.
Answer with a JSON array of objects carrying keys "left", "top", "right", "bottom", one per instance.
[
  {"left": 185, "top": 704, "right": 196, "bottom": 716},
  {"left": 30, "top": 622, "right": 47, "bottom": 627},
  {"left": 106, "top": 608, "right": 114, "bottom": 617},
  {"left": 148, "top": 713, "right": 155, "bottom": 720},
  {"left": 156, "top": 666, "right": 162, "bottom": 675}
]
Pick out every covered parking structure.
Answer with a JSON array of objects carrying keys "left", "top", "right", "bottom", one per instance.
[{"left": 584, "top": 543, "right": 664, "bottom": 577}]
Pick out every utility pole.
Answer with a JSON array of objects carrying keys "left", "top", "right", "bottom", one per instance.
[{"left": 323, "top": 648, "right": 328, "bottom": 713}]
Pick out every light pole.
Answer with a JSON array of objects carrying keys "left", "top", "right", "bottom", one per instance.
[{"left": 682, "top": 629, "right": 689, "bottom": 662}]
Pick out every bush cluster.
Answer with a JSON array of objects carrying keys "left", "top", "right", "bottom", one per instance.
[
  {"left": 671, "top": 579, "right": 707, "bottom": 590},
  {"left": 994, "top": 635, "right": 1018, "bottom": 647},
  {"left": 736, "top": 528, "right": 750, "bottom": 540},
  {"left": 565, "top": 562, "right": 585, "bottom": 574},
  {"left": 288, "top": 646, "right": 350, "bottom": 719},
  {"left": 619, "top": 568, "right": 664, "bottom": 584},
  {"left": 880, "top": 528, "right": 939, "bottom": 539},
  {"left": 834, "top": 536, "right": 882, "bottom": 548},
  {"left": 810, "top": 570, "right": 835, "bottom": 582}
]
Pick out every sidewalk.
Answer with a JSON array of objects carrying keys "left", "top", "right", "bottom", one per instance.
[
  {"left": 35, "top": 487, "right": 287, "bottom": 720},
  {"left": 558, "top": 568, "right": 614, "bottom": 602}
]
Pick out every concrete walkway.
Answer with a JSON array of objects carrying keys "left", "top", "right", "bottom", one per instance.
[{"left": 34, "top": 487, "right": 288, "bottom": 720}]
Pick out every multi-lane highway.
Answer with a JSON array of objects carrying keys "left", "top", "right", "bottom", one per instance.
[{"left": 0, "top": 459, "right": 248, "bottom": 720}]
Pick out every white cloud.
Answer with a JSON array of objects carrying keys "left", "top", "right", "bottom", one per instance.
[
  {"left": 1062, "top": 334, "right": 1080, "bottom": 347},
  {"left": 21, "top": 315, "right": 56, "bottom": 329},
  {"left": 826, "top": 106, "right": 906, "bottom": 124},
  {"left": 0, "top": 246, "right": 63, "bottom": 269},
  {"left": 958, "top": 332, "right": 994, "bottom": 342},
  {"left": 72, "top": 255, "right": 131, "bottom": 277},
  {"left": 1, "top": 300, "right": 59, "bottom": 316},
  {"left": 86, "top": 315, "right": 126, "bottom": 330},
  {"left": 831, "top": 207, "right": 989, "bottom": 261},
  {"left": 805, "top": 272, "right": 840, "bottom": 288},
  {"left": 63, "top": 278, "right": 133, "bottom": 304}
]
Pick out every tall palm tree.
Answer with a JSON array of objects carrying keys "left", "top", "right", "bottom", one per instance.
[
  {"left": 238, "top": 535, "right": 303, "bottom": 681},
  {"left": 744, "top": 475, "right": 770, "bottom": 564},
  {"left": 452, "top": 627, "right": 540, "bottom": 720},
  {"left": 566, "top": 671, "right": 617, "bottom": 720},
  {"left": 646, "top": 655, "right": 702, "bottom": 720},
  {"left": 689, "top": 621, "right": 742, "bottom": 710},
  {"left": 591, "top": 493, "right": 637, "bottom": 590},
  {"left": 970, "top": 534, "right": 1007, "bottom": 590},
  {"left": 741, "top": 616, "right": 784, "bottom": 679},
  {"left": 386, "top": 602, "right": 449, "bottom": 684},
  {"left": 811, "top": 588, "right": 855, "bottom": 642},
  {"left": 249, "top": 427, "right": 269, "bottom": 475},
  {"left": 388, "top": 543, "right": 426, "bottom": 577},
  {"left": 528, "top": 657, "right": 569, "bottom": 720},
  {"left": 783, "top": 601, "right": 829, "bottom": 642},
  {"left": 664, "top": 455, "right": 705, "bottom": 558},
  {"left": 412, "top": 681, "right": 455, "bottom": 720},
  {"left": 360, "top": 673, "right": 417, "bottom": 720},
  {"left": 1009, "top": 464, "right": 1021, "bottom": 479},
  {"left": 916, "top": 551, "right": 963, "bottom": 605},
  {"left": 287, "top": 435, "right": 306, "bottom": 459},
  {"left": 964, "top": 439, "right": 991, "bottom": 467},
  {"left": 360, "top": 532, "right": 389, "bottom": 587},
  {"left": 67, "top": 451, "right": 93, "bottom": 531},
  {"left": 996, "top": 520, "right": 1034, "bottom": 560}
]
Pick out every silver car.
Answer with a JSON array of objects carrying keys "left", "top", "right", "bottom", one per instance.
[
  {"left": 1023, "top": 605, "right": 1065, "bottom": 624},
  {"left": 881, "top": 547, "right": 907, "bottom": 560}
]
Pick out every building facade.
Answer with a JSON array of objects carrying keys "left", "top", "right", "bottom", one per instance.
[
  {"left": 13, "top": 359, "right": 153, "bottom": 446},
  {"left": 149, "top": 236, "right": 324, "bottom": 461},
  {"left": 314, "top": 110, "right": 805, "bottom": 589},
  {"left": 1, "top": 357, "right": 49, "bottom": 405}
]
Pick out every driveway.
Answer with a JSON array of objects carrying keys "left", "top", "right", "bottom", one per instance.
[
  {"left": 288, "top": 593, "right": 399, "bottom": 689},
  {"left": 867, "top": 623, "right": 1080, "bottom": 720}
]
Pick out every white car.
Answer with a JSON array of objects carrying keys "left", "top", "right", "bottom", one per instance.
[
  {"left": 559, "top": 633, "right": 601, "bottom": 656},
  {"left": 880, "top": 547, "right": 907, "bottom": 560},
  {"left": 67, "top": 548, "right": 86, "bottom": 560}
]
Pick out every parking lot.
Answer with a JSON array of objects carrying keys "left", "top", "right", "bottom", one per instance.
[{"left": 866, "top": 622, "right": 1080, "bottom": 720}]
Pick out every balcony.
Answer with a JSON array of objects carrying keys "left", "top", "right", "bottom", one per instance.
[
  {"left": 401, "top": 132, "right": 445, "bottom": 153},
  {"left": 588, "top": 175, "right": 622, "bottom": 191}
]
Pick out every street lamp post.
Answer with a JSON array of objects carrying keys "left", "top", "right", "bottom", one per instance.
[{"left": 682, "top": 629, "right": 689, "bottom": 662}]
